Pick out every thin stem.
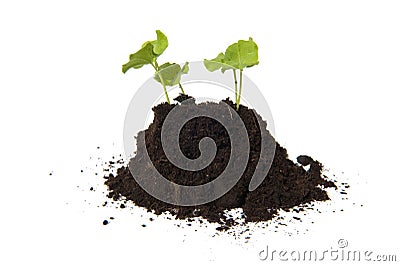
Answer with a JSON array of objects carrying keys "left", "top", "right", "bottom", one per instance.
[
  {"left": 157, "top": 73, "right": 170, "bottom": 104},
  {"left": 178, "top": 83, "right": 185, "bottom": 94},
  {"left": 151, "top": 62, "right": 157, "bottom": 71},
  {"left": 153, "top": 59, "right": 159, "bottom": 70},
  {"left": 236, "top": 69, "right": 243, "bottom": 111},
  {"left": 162, "top": 83, "right": 170, "bottom": 104},
  {"left": 152, "top": 59, "right": 170, "bottom": 104},
  {"left": 233, "top": 69, "right": 238, "bottom": 104}
]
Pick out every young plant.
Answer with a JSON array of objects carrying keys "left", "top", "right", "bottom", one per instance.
[
  {"left": 122, "top": 30, "right": 189, "bottom": 104},
  {"left": 204, "top": 38, "right": 259, "bottom": 110}
]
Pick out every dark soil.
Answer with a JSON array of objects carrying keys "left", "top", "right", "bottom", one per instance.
[{"left": 105, "top": 96, "right": 337, "bottom": 229}]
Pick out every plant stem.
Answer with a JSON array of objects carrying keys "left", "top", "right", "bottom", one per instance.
[
  {"left": 156, "top": 71, "right": 170, "bottom": 104},
  {"left": 236, "top": 69, "right": 243, "bottom": 111},
  {"left": 233, "top": 69, "right": 238, "bottom": 105},
  {"left": 152, "top": 60, "right": 170, "bottom": 104},
  {"left": 162, "top": 83, "right": 171, "bottom": 104},
  {"left": 153, "top": 59, "right": 159, "bottom": 70},
  {"left": 178, "top": 83, "right": 185, "bottom": 94}
]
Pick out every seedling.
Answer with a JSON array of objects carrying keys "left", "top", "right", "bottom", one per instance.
[
  {"left": 122, "top": 30, "right": 189, "bottom": 104},
  {"left": 204, "top": 38, "right": 259, "bottom": 110}
]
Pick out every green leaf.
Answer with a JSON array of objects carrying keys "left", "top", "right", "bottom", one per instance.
[
  {"left": 182, "top": 61, "right": 189, "bottom": 74},
  {"left": 141, "top": 30, "right": 168, "bottom": 56},
  {"left": 204, "top": 53, "right": 225, "bottom": 71},
  {"left": 152, "top": 30, "right": 168, "bottom": 55},
  {"left": 204, "top": 53, "right": 235, "bottom": 73},
  {"left": 122, "top": 42, "right": 155, "bottom": 73},
  {"left": 122, "top": 30, "right": 170, "bottom": 73},
  {"left": 203, "top": 38, "right": 259, "bottom": 73},
  {"left": 224, "top": 37, "right": 259, "bottom": 70},
  {"left": 154, "top": 62, "right": 189, "bottom": 86}
]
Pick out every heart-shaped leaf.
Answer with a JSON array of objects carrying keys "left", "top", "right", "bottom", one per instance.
[
  {"left": 224, "top": 37, "right": 258, "bottom": 70},
  {"left": 204, "top": 52, "right": 236, "bottom": 73},
  {"left": 122, "top": 42, "right": 155, "bottom": 73},
  {"left": 141, "top": 30, "right": 168, "bottom": 56},
  {"left": 152, "top": 30, "right": 168, "bottom": 55},
  {"left": 154, "top": 62, "right": 189, "bottom": 86}
]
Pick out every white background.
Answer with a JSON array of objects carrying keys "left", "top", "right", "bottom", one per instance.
[{"left": 1, "top": 0, "right": 399, "bottom": 265}]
